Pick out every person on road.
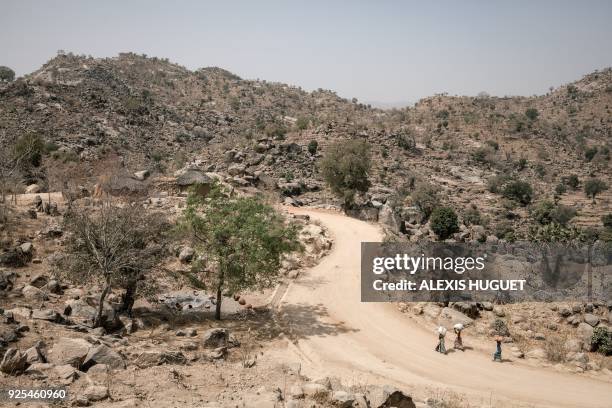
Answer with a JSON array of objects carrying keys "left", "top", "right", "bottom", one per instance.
[
  {"left": 435, "top": 326, "right": 447, "bottom": 354},
  {"left": 453, "top": 323, "right": 464, "bottom": 351},
  {"left": 493, "top": 335, "right": 503, "bottom": 362}
]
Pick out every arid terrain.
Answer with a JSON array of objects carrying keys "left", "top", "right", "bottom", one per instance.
[{"left": 0, "top": 53, "right": 611, "bottom": 407}]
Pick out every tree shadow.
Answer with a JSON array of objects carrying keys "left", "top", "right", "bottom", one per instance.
[{"left": 275, "top": 302, "right": 359, "bottom": 341}]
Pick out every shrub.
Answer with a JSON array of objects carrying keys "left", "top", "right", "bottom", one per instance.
[
  {"left": 564, "top": 174, "right": 580, "bottom": 190},
  {"left": 592, "top": 327, "right": 612, "bottom": 356},
  {"left": 525, "top": 108, "right": 539, "bottom": 121},
  {"left": 545, "top": 336, "right": 567, "bottom": 362},
  {"left": 0, "top": 66, "right": 15, "bottom": 82},
  {"left": 585, "top": 146, "right": 598, "bottom": 162},
  {"left": 430, "top": 207, "right": 459, "bottom": 240},
  {"left": 485, "top": 140, "right": 499, "bottom": 151},
  {"left": 502, "top": 181, "right": 533, "bottom": 206},
  {"left": 531, "top": 200, "right": 576, "bottom": 226},
  {"left": 555, "top": 183, "right": 567, "bottom": 196},
  {"left": 463, "top": 205, "right": 482, "bottom": 226},
  {"left": 320, "top": 139, "right": 371, "bottom": 208},
  {"left": 307, "top": 140, "right": 318, "bottom": 156},
  {"left": 516, "top": 157, "right": 528, "bottom": 171},
  {"left": 472, "top": 147, "right": 494, "bottom": 165},
  {"left": 396, "top": 130, "right": 416, "bottom": 151},
  {"left": 602, "top": 213, "right": 612, "bottom": 229},
  {"left": 534, "top": 163, "right": 546, "bottom": 178},
  {"left": 487, "top": 174, "right": 509, "bottom": 193},
  {"left": 584, "top": 178, "right": 608, "bottom": 202},
  {"left": 296, "top": 116, "right": 309, "bottom": 130},
  {"left": 491, "top": 319, "right": 509, "bottom": 336},
  {"left": 411, "top": 182, "right": 439, "bottom": 220}
]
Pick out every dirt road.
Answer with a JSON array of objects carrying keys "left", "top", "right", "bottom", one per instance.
[{"left": 278, "top": 207, "right": 612, "bottom": 408}]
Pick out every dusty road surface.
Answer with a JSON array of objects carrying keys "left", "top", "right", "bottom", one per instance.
[{"left": 278, "top": 207, "right": 612, "bottom": 408}]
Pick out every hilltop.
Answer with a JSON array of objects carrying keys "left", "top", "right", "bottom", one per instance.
[{"left": 1, "top": 52, "right": 611, "bottom": 239}]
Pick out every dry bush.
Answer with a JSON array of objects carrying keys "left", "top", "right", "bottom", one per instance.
[{"left": 545, "top": 335, "right": 567, "bottom": 362}]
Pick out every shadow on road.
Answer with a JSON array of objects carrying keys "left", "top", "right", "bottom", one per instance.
[{"left": 276, "top": 302, "right": 359, "bottom": 340}]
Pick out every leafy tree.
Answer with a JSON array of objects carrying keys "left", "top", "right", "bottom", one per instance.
[
  {"left": 58, "top": 204, "right": 168, "bottom": 326},
  {"left": 320, "top": 139, "right": 371, "bottom": 208},
  {"left": 430, "top": 207, "right": 459, "bottom": 240},
  {"left": 584, "top": 178, "right": 608, "bottom": 203},
  {"left": 525, "top": 108, "right": 539, "bottom": 121},
  {"left": 181, "top": 182, "right": 300, "bottom": 320},
  {"left": 307, "top": 140, "right": 318, "bottom": 156},
  {"left": 0, "top": 66, "right": 15, "bottom": 82},
  {"left": 502, "top": 181, "right": 533, "bottom": 206}
]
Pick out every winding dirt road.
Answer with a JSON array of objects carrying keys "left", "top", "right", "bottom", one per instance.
[{"left": 277, "top": 207, "right": 612, "bottom": 408}]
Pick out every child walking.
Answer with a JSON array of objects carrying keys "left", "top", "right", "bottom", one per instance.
[{"left": 435, "top": 326, "right": 447, "bottom": 354}]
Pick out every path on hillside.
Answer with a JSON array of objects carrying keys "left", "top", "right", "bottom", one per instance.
[{"left": 277, "top": 207, "right": 611, "bottom": 408}]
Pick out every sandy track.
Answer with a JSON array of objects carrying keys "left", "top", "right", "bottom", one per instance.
[{"left": 278, "top": 207, "right": 612, "bottom": 408}]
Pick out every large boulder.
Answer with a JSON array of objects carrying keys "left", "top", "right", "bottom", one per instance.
[
  {"left": 47, "top": 337, "right": 91, "bottom": 368},
  {"left": 576, "top": 322, "right": 594, "bottom": 350},
  {"left": 82, "top": 344, "right": 125, "bottom": 370},
  {"left": 0, "top": 348, "right": 28, "bottom": 374},
  {"left": 583, "top": 313, "right": 600, "bottom": 327},
  {"left": 439, "top": 307, "right": 474, "bottom": 327}
]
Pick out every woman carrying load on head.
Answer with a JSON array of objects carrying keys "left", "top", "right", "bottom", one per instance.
[
  {"left": 453, "top": 323, "right": 464, "bottom": 351},
  {"left": 435, "top": 326, "right": 447, "bottom": 354}
]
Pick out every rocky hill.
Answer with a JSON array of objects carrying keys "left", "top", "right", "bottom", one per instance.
[{"left": 1, "top": 52, "right": 610, "bottom": 239}]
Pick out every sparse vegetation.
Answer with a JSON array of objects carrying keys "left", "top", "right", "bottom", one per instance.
[{"left": 0, "top": 66, "right": 15, "bottom": 82}]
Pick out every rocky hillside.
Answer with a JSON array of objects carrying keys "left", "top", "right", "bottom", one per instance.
[{"left": 1, "top": 52, "right": 610, "bottom": 239}]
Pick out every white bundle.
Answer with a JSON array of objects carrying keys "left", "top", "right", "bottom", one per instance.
[
  {"left": 454, "top": 323, "right": 464, "bottom": 331},
  {"left": 437, "top": 326, "right": 447, "bottom": 335}
]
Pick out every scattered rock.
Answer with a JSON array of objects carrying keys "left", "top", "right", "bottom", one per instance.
[
  {"left": 178, "top": 246, "right": 195, "bottom": 263},
  {"left": 47, "top": 337, "right": 91, "bottom": 368},
  {"left": 83, "top": 385, "right": 109, "bottom": 402},
  {"left": 134, "top": 350, "right": 187, "bottom": 368},
  {"left": 439, "top": 307, "right": 474, "bottom": 327},
  {"left": 0, "top": 348, "right": 28, "bottom": 374},
  {"left": 82, "top": 344, "right": 126, "bottom": 370},
  {"left": 583, "top": 313, "right": 600, "bottom": 327}
]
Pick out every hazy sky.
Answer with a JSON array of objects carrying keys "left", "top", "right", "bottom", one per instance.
[{"left": 2, "top": 1, "right": 612, "bottom": 105}]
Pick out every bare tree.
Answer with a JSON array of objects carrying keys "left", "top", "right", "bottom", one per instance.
[{"left": 58, "top": 203, "right": 168, "bottom": 326}]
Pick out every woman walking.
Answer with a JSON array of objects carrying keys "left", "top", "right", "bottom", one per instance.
[
  {"left": 453, "top": 323, "right": 464, "bottom": 351},
  {"left": 493, "top": 335, "right": 503, "bottom": 362},
  {"left": 435, "top": 326, "right": 447, "bottom": 354}
]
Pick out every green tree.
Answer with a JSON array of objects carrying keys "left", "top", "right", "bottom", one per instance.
[
  {"left": 502, "top": 181, "right": 533, "bottom": 206},
  {"left": 0, "top": 66, "right": 15, "bottom": 82},
  {"left": 525, "top": 108, "right": 539, "bottom": 121},
  {"left": 430, "top": 207, "right": 459, "bottom": 240},
  {"left": 181, "top": 182, "right": 300, "bottom": 320},
  {"left": 411, "top": 182, "right": 439, "bottom": 220},
  {"left": 584, "top": 178, "right": 608, "bottom": 203},
  {"left": 320, "top": 139, "right": 371, "bottom": 208},
  {"left": 307, "top": 140, "right": 318, "bottom": 156}
]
